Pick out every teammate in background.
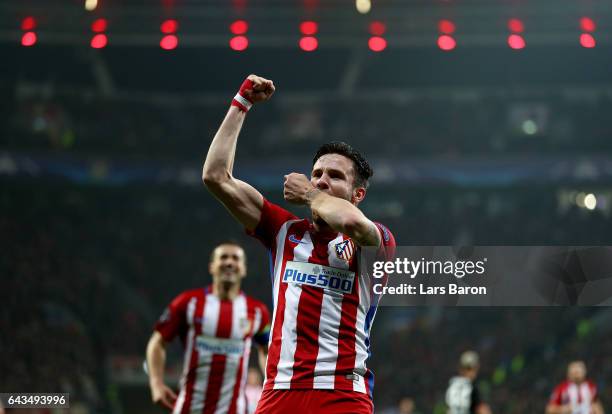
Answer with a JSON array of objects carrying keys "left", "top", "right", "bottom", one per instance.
[
  {"left": 202, "top": 75, "right": 396, "bottom": 414},
  {"left": 146, "top": 242, "right": 270, "bottom": 414},
  {"left": 445, "top": 351, "right": 492, "bottom": 414},
  {"left": 546, "top": 360, "right": 604, "bottom": 414}
]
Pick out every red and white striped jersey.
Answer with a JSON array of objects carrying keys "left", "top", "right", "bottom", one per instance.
[
  {"left": 155, "top": 287, "right": 270, "bottom": 414},
  {"left": 549, "top": 380, "right": 599, "bottom": 414},
  {"left": 248, "top": 199, "right": 396, "bottom": 398}
]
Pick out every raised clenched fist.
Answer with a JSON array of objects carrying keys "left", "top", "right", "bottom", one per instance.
[
  {"left": 231, "top": 74, "right": 275, "bottom": 112},
  {"left": 243, "top": 74, "right": 275, "bottom": 103}
]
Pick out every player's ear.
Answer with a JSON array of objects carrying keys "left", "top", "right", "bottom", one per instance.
[{"left": 352, "top": 187, "right": 366, "bottom": 205}]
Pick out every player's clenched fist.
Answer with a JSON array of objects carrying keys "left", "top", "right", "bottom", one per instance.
[
  {"left": 245, "top": 74, "right": 275, "bottom": 102},
  {"left": 284, "top": 173, "right": 318, "bottom": 205},
  {"left": 231, "top": 74, "right": 275, "bottom": 112}
]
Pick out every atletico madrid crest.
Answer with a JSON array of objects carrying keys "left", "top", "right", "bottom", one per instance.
[{"left": 335, "top": 239, "right": 355, "bottom": 261}]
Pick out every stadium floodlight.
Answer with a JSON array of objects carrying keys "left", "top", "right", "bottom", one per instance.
[
  {"left": 229, "top": 36, "right": 249, "bottom": 51},
  {"left": 580, "top": 17, "right": 596, "bottom": 32},
  {"left": 160, "top": 34, "right": 178, "bottom": 50},
  {"left": 584, "top": 194, "right": 597, "bottom": 210},
  {"left": 91, "top": 18, "right": 107, "bottom": 33},
  {"left": 21, "top": 32, "right": 37, "bottom": 47},
  {"left": 299, "top": 36, "right": 318, "bottom": 52},
  {"left": 356, "top": 0, "right": 371, "bottom": 14},
  {"left": 507, "top": 18, "right": 524, "bottom": 33},
  {"left": 369, "top": 21, "right": 386, "bottom": 36},
  {"left": 579, "top": 33, "right": 596, "bottom": 48},
  {"left": 521, "top": 119, "right": 537, "bottom": 135},
  {"left": 368, "top": 36, "right": 387, "bottom": 52},
  {"left": 21, "top": 17, "right": 37, "bottom": 47},
  {"left": 85, "top": 0, "right": 98, "bottom": 11},
  {"left": 230, "top": 20, "right": 248, "bottom": 35},
  {"left": 437, "top": 35, "right": 456, "bottom": 51},
  {"left": 508, "top": 34, "right": 526, "bottom": 50},
  {"left": 91, "top": 33, "right": 107, "bottom": 49},
  {"left": 21, "top": 17, "right": 36, "bottom": 31},
  {"left": 438, "top": 19, "right": 455, "bottom": 35},
  {"left": 160, "top": 19, "right": 178, "bottom": 34},
  {"left": 300, "top": 21, "right": 318, "bottom": 36}
]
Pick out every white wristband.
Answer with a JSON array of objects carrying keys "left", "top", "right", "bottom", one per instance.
[{"left": 233, "top": 93, "right": 253, "bottom": 111}]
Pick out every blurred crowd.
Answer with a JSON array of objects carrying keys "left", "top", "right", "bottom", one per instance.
[{"left": 3, "top": 93, "right": 612, "bottom": 160}]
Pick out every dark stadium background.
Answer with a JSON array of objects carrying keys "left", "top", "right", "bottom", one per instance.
[{"left": 1, "top": 0, "right": 611, "bottom": 413}]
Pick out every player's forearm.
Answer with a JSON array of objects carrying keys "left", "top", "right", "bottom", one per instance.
[
  {"left": 309, "top": 190, "right": 355, "bottom": 230},
  {"left": 308, "top": 190, "right": 376, "bottom": 244},
  {"left": 202, "top": 107, "right": 247, "bottom": 185},
  {"left": 146, "top": 335, "right": 167, "bottom": 386},
  {"left": 257, "top": 346, "right": 268, "bottom": 375}
]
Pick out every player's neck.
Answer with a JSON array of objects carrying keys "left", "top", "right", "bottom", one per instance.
[{"left": 212, "top": 282, "right": 240, "bottom": 301}]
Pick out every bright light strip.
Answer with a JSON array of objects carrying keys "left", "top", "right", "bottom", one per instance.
[
  {"left": 584, "top": 193, "right": 597, "bottom": 210},
  {"left": 356, "top": 0, "right": 371, "bottom": 14},
  {"left": 85, "top": 0, "right": 98, "bottom": 11}
]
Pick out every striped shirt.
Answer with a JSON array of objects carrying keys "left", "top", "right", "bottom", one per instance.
[
  {"left": 549, "top": 380, "right": 599, "bottom": 414},
  {"left": 249, "top": 199, "right": 395, "bottom": 398},
  {"left": 155, "top": 287, "right": 270, "bottom": 414}
]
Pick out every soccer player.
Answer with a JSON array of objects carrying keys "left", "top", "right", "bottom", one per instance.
[
  {"left": 445, "top": 351, "right": 492, "bottom": 414},
  {"left": 202, "top": 75, "right": 396, "bottom": 414},
  {"left": 546, "top": 360, "right": 604, "bottom": 414},
  {"left": 146, "top": 242, "right": 270, "bottom": 414}
]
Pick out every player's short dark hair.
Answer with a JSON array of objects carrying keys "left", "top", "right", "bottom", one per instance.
[
  {"left": 312, "top": 141, "right": 373, "bottom": 189},
  {"left": 209, "top": 240, "right": 245, "bottom": 262}
]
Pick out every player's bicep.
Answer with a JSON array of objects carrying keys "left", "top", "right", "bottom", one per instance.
[
  {"left": 206, "top": 177, "right": 264, "bottom": 231},
  {"left": 148, "top": 331, "right": 167, "bottom": 350}
]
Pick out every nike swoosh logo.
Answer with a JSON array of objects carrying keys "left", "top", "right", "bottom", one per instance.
[{"left": 288, "top": 234, "right": 305, "bottom": 244}]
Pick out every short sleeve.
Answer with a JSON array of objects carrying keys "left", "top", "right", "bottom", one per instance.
[
  {"left": 588, "top": 381, "right": 598, "bottom": 400},
  {"left": 374, "top": 222, "right": 396, "bottom": 261},
  {"left": 154, "top": 292, "right": 190, "bottom": 342},
  {"left": 248, "top": 198, "right": 299, "bottom": 249},
  {"left": 253, "top": 304, "right": 271, "bottom": 346},
  {"left": 549, "top": 384, "right": 563, "bottom": 405}
]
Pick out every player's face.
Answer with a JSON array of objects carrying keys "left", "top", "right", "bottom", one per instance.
[
  {"left": 209, "top": 244, "right": 246, "bottom": 284},
  {"left": 311, "top": 154, "right": 365, "bottom": 204},
  {"left": 568, "top": 362, "right": 586, "bottom": 383}
]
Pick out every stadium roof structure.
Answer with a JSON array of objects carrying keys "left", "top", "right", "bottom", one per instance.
[
  {"left": 2, "top": 0, "right": 612, "bottom": 100},
  {"left": 1, "top": 0, "right": 612, "bottom": 48}
]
